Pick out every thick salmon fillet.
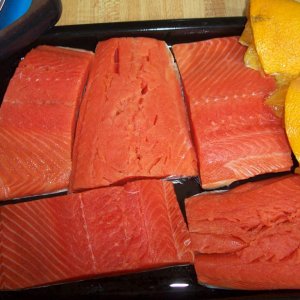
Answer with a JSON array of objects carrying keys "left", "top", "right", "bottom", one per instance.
[
  {"left": 0, "top": 180, "right": 192, "bottom": 290},
  {"left": 173, "top": 37, "right": 293, "bottom": 189},
  {"left": 71, "top": 37, "right": 197, "bottom": 191},
  {"left": 0, "top": 46, "right": 94, "bottom": 200},
  {"left": 185, "top": 175, "right": 300, "bottom": 290}
]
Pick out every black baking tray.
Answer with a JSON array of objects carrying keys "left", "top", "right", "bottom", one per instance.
[{"left": 0, "top": 17, "right": 298, "bottom": 299}]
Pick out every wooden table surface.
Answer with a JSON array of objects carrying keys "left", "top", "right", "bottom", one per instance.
[{"left": 58, "top": 0, "right": 248, "bottom": 25}]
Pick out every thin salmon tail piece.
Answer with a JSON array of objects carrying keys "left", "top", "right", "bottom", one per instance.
[
  {"left": 0, "top": 45, "right": 94, "bottom": 201},
  {"left": 134, "top": 180, "right": 193, "bottom": 266},
  {"left": 162, "top": 181, "right": 194, "bottom": 263},
  {"left": 71, "top": 37, "right": 198, "bottom": 191}
]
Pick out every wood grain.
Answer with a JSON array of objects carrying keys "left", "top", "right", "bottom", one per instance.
[{"left": 58, "top": 0, "right": 247, "bottom": 25}]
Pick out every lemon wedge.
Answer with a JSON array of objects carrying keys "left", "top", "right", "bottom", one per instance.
[
  {"left": 250, "top": 0, "right": 300, "bottom": 77},
  {"left": 285, "top": 77, "right": 300, "bottom": 164}
]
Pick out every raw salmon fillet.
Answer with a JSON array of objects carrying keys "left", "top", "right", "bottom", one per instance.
[
  {"left": 0, "top": 179, "right": 193, "bottom": 290},
  {"left": 173, "top": 37, "right": 293, "bottom": 189},
  {"left": 0, "top": 46, "right": 93, "bottom": 200},
  {"left": 72, "top": 37, "right": 197, "bottom": 191},
  {"left": 185, "top": 175, "right": 300, "bottom": 290}
]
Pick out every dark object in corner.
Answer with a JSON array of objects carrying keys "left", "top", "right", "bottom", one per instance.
[{"left": 0, "top": 0, "right": 62, "bottom": 61}]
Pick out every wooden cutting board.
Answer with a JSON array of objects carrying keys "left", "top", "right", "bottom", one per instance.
[{"left": 58, "top": 0, "right": 247, "bottom": 25}]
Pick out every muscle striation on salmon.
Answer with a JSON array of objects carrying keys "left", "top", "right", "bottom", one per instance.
[
  {"left": 0, "top": 179, "right": 193, "bottom": 290},
  {"left": 0, "top": 46, "right": 94, "bottom": 200},
  {"left": 185, "top": 175, "right": 300, "bottom": 290},
  {"left": 71, "top": 37, "right": 198, "bottom": 191},
  {"left": 173, "top": 37, "right": 293, "bottom": 189}
]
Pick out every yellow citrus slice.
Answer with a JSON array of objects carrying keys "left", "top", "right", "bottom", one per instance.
[
  {"left": 239, "top": 21, "right": 253, "bottom": 46},
  {"left": 250, "top": 0, "right": 300, "bottom": 77},
  {"left": 265, "top": 85, "right": 289, "bottom": 118},
  {"left": 240, "top": 20, "right": 263, "bottom": 71},
  {"left": 243, "top": 45, "right": 262, "bottom": 71},
  {"left": 285, "top": 76, "right": 300, "bottom": 164}
]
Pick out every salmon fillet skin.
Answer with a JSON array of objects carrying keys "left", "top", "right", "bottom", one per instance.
[
  {"left": 71, "top": 37, "right": 198, "bottom": 191},
  {"left": 0, "top": 179, "right": 193, "bottom": 290},
  {"left": 172, "top": 37, "right": 293, "bottom": 189},
  {"left": 0, "top": 46, "right": 94, "bottom": 200},
  {"left": 185, "top": 175, "right": 300, "bottom": 290}
]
